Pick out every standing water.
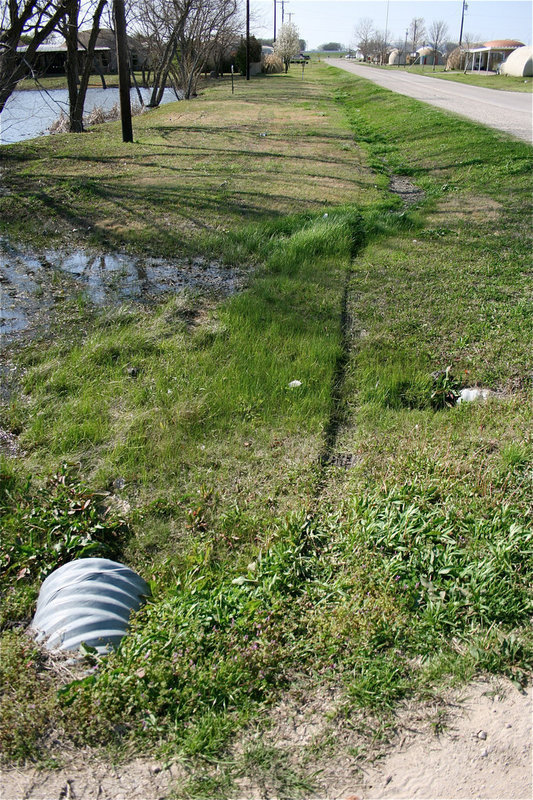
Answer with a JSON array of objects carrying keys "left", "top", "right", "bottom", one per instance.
[
  {"left": 0, "top": 240, "right": 246, "bottom": 339},
  {"left": 0, "top": 87, "right": 178, "bottom": 145}
]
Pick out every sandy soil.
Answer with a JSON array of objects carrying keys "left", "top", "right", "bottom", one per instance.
[
  {"left": 1, "top": 679, "right": 531, "bottom": 800},
  {"left": 361, "top": 679, "right": 532, "bottom": 800}
]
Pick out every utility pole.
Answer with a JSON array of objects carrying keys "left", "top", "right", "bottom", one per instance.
[
  {"left": 113, "top": 0, "right": 132, "bottom": 142},
  {"left": 404, "top": 28, "right": 408, "bottom": 68},
  {"left": 383, "top": 0, "right": 390, "bottom": 65},
  {"left": 459, "top": 0, "right": 468, "bottom": 47},
  {"left": 246, "top": 0, "right": 250, "bottom": 80},
  {"left": 274, "top": 1, "right": 289, "bottom": 40}
]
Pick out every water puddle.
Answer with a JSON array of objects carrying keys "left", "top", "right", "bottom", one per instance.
[{"left": 0, "top": 240, "right": 246, "bottom": 339}]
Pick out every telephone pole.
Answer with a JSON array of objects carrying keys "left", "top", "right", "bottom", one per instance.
[
  {"left": 113, "top": 0, "right": 133, "bottom": 142},
  {"left": 459, "top": 0, "right": 468, "bottom": 47},
  {"left": 246, "top": 0, "right": 250, "bottom": 80}
]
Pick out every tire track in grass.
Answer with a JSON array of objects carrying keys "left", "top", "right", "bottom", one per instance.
[
  {"left": 313, "top": 175, "right": 423, "bottom": 501},
  {"left": 313, "top": 220, "right": 366, "bottom": 502}
]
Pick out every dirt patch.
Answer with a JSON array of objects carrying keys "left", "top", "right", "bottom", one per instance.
[
  {"left": 362, "top": 679, "right": 532, "bottom": 800},
  {"left": 233, "top": 677, "right": 531, "bottom": 800},
  {"left": 389, "top": 175, "right": 425, "bottom": 206},
  {"left": 1, "top": 755, "right": 183, "bottom": 800},
  {"left": 0, "top": 676, "right": 530, "bottom": 798}
]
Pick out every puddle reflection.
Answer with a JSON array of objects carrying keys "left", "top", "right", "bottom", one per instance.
[{"left": 0, "top": 241, "right": 245, "bottom": 338}]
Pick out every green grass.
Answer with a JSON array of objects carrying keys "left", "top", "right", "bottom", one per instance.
[
  {"left": 356, "top": 61, "right": 533, "bottom": 91},
  {"left": 431, "top": 69, "right": 533, "bottom": 92},
  {"left": 0, "top": 62, "right": 531, "bottom": 794}
]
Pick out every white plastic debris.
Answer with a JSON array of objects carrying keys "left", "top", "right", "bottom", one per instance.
[
  {"left": 288, "top": 380, "right": 302, "bottom": 388},
  {"left": 457, "top": 388, "right": 493, "bottom": 404},
  {"left": 32, "top": 558, "right": 150, "bottom": 653}
]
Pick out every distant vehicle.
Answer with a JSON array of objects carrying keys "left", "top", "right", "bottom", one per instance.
[{"left": 291, "top": 53, "right": 310, "bottom": 64}]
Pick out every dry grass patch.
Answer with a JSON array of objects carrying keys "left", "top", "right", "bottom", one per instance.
[
  {"left": 0, "top": 73, "right": 377, "bottom": 253},
  {"left": 428, "top": 194, "right": 503, "bottom": 225}
]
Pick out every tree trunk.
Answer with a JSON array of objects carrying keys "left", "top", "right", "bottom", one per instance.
[
  {"left": 64, "top": 0, "right": 107, "bottom": 133},
  {"left": 64, "top": 0, "right": 82, "bottom": 132},
  {"left": 147, "top": 33, "right": 178, "bottom": 107},
  {"left": 73, "top": 0, "right": 107, "bottom": 127},
  {"left": 130, "top": 67, "right": 145, "bottom": 107}
]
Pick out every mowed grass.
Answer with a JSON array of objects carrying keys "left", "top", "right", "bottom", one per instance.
[
  {"left": 358, "top": 62, "right": 533, "bottom": 91},
  {"left": 0, "top": 62, "right": 532, "bottom": 794},
  {"left": 430, "top": 69, "right": 533, "bottom": 92},
  {"left": 0, "top": 72, "right": 376, "bottom": 255}
]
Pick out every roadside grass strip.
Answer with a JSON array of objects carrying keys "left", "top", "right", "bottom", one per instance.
[{"left": 0, "top": 63, "right": 531, "bottom": 786}]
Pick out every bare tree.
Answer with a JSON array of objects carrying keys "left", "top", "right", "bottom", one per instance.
[
  {"left": 176, "top": 0, "right": 239, "bottom": 97},
  {"left": 428, "top": 19, "right": 448, "bottom": 70},
  {"left": 135, "top": 0, "right": 240, "bottom": 107},
  {"left": 461, "top": 31, "right": 483, "bottom": 71},
  {"left": 134, "top": 0, "right": 188, "bottom": 106},
  {"left": 0, "top": 0, "right": 70, "bottom": 113},
  {"left": 60, "top": 0, "right": 107, "bottom": 131},
  {"left": 372, "top": 28, "right": 388, "bottom": 64},
  {"left": 274, "top": 20, "right": 299, "bottom": 73},
  {"left": 409, "top": 16, "right": 426, "bottom": 56},
  {"left": 352, "top": 17, "right": 374, "bottom": 61}
]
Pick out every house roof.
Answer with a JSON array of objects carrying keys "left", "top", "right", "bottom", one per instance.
[
  {"left": 483, "top": 39, "right": 524, "bottom": 49},
  {"left": 17, "top": 43, "right": 110, "bottom": 54}
]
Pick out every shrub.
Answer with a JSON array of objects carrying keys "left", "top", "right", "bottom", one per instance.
[
  {"left": 234, "top": 36, "right": 262, "bottom": 75},
  {"left": 264, "top": 54, "right": 284, "bottom": 74}
]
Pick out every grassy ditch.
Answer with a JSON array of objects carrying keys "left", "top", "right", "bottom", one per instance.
[{"left": 0, "top": 63, "right": 532, "bottom": 793}]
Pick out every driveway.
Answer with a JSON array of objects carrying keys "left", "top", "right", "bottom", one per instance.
[{"left": 327, "top": 59, "right": 533, "bottom": 144}]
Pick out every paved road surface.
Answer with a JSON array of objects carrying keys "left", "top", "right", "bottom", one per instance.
[{"left": 327, "top": 59, "right": 533, "bottom": 144}]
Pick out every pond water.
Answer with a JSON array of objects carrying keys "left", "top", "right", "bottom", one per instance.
[
  {"left": 0, "top": 239, "right": 245, "bottom": 338},
  {"left": 0, "top": 87, "right": 178, "bottom": 145}
]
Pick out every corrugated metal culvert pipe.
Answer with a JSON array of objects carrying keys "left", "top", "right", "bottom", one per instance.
[{"left": 32, "top": 558, "right": 150, "bottom": 653}]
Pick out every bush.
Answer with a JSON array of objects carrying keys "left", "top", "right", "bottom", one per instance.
[
  {"left": 235, "top": 36, "right": 262, "bottom": 75},
  {"left": 263, "top": 54, "right": 284, "bottom": 74}
]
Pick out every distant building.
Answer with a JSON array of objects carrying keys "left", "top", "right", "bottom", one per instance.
[
  {"left": 415, "top": 46, "right": 444, "bottom": 66},
  {"left": 388, "top": 48, "right": 406, "bottom": 66},
  {"left": 16, "top": 29, "right": 148, "bottom": 77},
  {"left": 499, "top": 45, "right": 533, "bottom": 77},
  {"left": 16, "top": 42, "right": 112, "bottom": 76},
  {"left": 462, "top": 39, "right": 525, "bottom": 72}
]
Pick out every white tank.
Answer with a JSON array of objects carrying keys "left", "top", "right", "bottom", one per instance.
[{"left": 32, "top": 558, "right": 150, "bottom": 653}]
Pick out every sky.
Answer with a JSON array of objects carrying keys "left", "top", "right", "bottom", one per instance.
[{"left": 251, "top": 1, "right": 533, "bottom": 50}]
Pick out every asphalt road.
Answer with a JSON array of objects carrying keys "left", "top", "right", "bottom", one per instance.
[{"left": 327, "top": 59, "right": 533, "bottom": 144}]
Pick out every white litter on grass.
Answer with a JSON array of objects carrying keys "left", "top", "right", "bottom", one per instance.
[
  {"left": 457, "top": 387, "right": 494, "bottom": 404},
  {"left": 32, "top": 558, "right": 150, "bottom": 654},
  {"left": 288, "top": 380, "right": 302, "bottom": 388}
]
